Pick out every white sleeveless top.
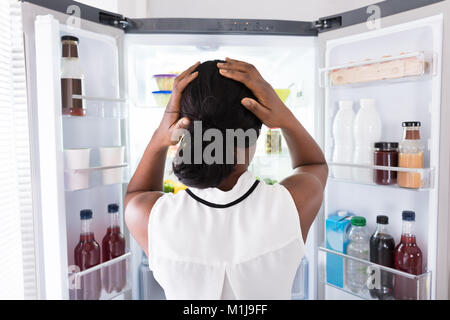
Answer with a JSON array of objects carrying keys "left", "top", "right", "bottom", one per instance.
[{"left": 147, "top": 171, "right": 305, "bottom": 299}]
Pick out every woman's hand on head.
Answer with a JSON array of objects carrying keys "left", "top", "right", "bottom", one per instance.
[
  {"left": 217, "top": 58, "right": 294, "bottom": 129},
  {"left": 155, "top": 61, "right": 199, "bottom": 147}
]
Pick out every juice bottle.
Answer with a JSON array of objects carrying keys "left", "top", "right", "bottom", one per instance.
[
  {"left": 394, "top": 210, "right": 423, "bottom": 300},
  {"left": 369, "top": 215, "right": 395, "bottom": 300},
  {"left": 74, "top": 209, "right": 101, "bottom": 300},
  {"left": 397, "top": 122, "right": 424, "bottom": 189},
  {"left": 102, "top": 203, "right": 126, "bottom": 293}
]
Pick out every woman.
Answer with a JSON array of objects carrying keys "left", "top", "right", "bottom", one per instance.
[{"left": 125, "top": 59, "right": 328, "bottom": 299}]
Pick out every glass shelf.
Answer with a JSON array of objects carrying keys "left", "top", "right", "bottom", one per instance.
[
  {"left": 62, "top": 95, "right": 127, "bottom": 119},
  {"left": 318, "top": 247, "right": 431, "bottom": 300},
  {"left": 69, "top": 252, "right": 131, "bottom": 300},
  {"left": 319, "top": 51, "right": 436, "bottom": 88},
  {"left": 328, "top": 161, "right": 434, "bottom": 190}
]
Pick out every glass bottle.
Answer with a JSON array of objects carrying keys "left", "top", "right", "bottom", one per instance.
[
  {"left": 74, "top": 209, "right": 101, "bottom": 300},
  {"left": 394, "top": 210, "right": 423, "bottom": 300},
  {"left": 397, "top": 122, "right": 424, "bottom": 189},
  {"left": 265, "top": 128, "right": 282, "bottom": 154},
  {"left": 102, "top": 203, "right": 126, "bottom": 293},
  {"left": 61, "top": 35, "right": 85, "bottom": 116},
  {"left": 369, "top": 215, "right": 395, "bottom": 300}
]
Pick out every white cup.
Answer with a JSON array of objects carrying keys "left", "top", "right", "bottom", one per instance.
[
  {"left": 64, "top": 148, "right": 91, "bottom": 190},
  {"left": 99, "top": 146, "right": 124, "bottom": 185}
]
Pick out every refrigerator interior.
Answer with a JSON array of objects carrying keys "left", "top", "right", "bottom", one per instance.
[
  {"left": 124, "top": 34, "right": 319, "bottom": 299},
  {"left": 320, "top": 14, "right": 443, "bottom": 299}
]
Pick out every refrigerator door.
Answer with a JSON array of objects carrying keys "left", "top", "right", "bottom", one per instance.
[
  {"left": 21, "top": 1, "right": 131, "bottom": 299},
  {"left": 316, "top": 1, "right": 450, "bottom": 300}
]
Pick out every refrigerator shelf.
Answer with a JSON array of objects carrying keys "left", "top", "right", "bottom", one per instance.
[
  {"left": 61, "top": 95, "right": 128, "bottom": 119},
  {"left": 318, "top": 247, "right": 431, "bottom": 300},
  {"left": 69, "top": 252, "right": 132, "bottom": 300},
  {"left": 65, "top": 163, "right": 128, "bottom": 174},
  {"left": 319, "top": 51, "right": 436, "bottom": 88},
  {"left": 328, "top": 161, "right": 434, "bottom": 190}
]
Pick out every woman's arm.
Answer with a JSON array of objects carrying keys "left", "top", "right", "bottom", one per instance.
[
  {"left": 124, "top": 62, "right": 199, "bottom": 256},
  {"left": 217, "top": 58, "right": 328, "bottom": 242}
]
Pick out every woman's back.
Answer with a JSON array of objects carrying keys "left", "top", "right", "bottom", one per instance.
[{"left": 148, "top": 171, "right": 305, "bottom": 299}]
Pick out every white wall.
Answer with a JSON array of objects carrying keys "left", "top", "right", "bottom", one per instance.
[{"left": 146, "top": 0, "right": 380, "bottom": 21}]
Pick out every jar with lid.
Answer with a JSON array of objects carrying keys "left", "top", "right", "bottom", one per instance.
[
  {"left": 61, "top": 35, "right": 85, "bottom": 116},
  {"left": 373, "top": 142, "right": 398, "bottom": 185},
  {"left": 397, "top": 121, "right": 424, "bottom": 189},
  {"left": 265, "top": 128, "right": 282, "bottom": 154}
]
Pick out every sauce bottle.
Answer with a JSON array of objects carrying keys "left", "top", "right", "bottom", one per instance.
[
  {"left": 394, "top": 210, "right": 423, "bottom": 300},
  {"left": 102, "top": 203, "right": 126, "bottom": 293},
  {"left": 61, "top": 36, "right": 85, "bottom": 116},
  {"left": 369, "top": 215, "right": 395, "bottom": 299},
  {"left": 397, "top": 122, "right": 424, "bottom": 189},
  {"left": 74, "top": 209, "right": 101, "bottom": 300}
]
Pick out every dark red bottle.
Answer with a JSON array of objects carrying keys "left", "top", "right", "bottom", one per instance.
[
  {"left": 74, "top": 209, "right": 101, "bottom": 300},
  {"left": 102, "top": 203, "right": 126, "bottom": 293},
  {"left": 394, "top": 210, "right": 423, "bottom": 300}
]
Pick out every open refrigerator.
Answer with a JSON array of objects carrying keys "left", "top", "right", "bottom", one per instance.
[{"left": 20, "top": 0, "right": 450, "bottom": 300}]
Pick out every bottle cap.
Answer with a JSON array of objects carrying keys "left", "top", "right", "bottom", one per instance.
[
  {"left": 374, "top": 142, "right": 399, "bottom": 150},
  {"left": 80, "top": 209, "right": 92, "bottom": 220},
  {"left": 61, "top": 35, "right": 79, "bottom": 42},
  {"left": 351, "top": 216, "right": 366, "bottom": 226},
  {"left": 402, "top": 121, "right": 421, "bottom": 127},
  {"left": 402, "top": 210, "right": 415, "bottom": 221},
  {"left": 376, "top": 215, "right": 389, "bottom": 224},
  {"left": 108, "top": 203, "right": 119, "bottom": 213}
]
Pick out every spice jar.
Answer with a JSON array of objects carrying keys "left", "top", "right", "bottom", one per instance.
[
  {"left": 265, "top": 128, "right": 282, "bottom": 154},
  {"left": 398, "top": 121, "right": 424, "bottom": 189},
  {"left": 373, "top": 142, "right": 398, "bottom": 185}
]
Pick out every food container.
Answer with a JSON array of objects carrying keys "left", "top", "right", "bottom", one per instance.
[
  {"left": 265, "top": 128, "right": 282, "bottom": 154},
  {"left": 153, "top": 74, "right": 177, "bottom": 91},
  {"left": 373, "top": 142, "right": 399, "bottom": 185},
  {"left": 152, "top": 91, "right": 172, "bottom": 107},
  {"left": 275, "top": 89, "right": 291, "bottom": 103},
  {"left": 99, "top": 146, "right": 125, "bottom": 185},
  {"left": 64, "top": 148, "right": 91, "bottom": 190}
]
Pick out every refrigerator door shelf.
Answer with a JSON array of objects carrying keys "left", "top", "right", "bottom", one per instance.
[
  {"left": 69, "top": 252, "right": 132, "bottom": 300},
  {"left": 62, "top": 95, "right": 127, "bottom": 119},
  {"left": 65, "top": 163, "right": 128, "bottom": 174},
  {"left": 318, "top": 247, "right": 431, "bottom": 300},
  {"left": 318, "top": 51, "right": 436, "bottom": 88},
  {"left": 328, "top": 162, "right": 435, "bottom": 190}
]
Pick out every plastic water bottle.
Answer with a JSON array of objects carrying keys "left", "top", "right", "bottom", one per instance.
[
  {"left": 352, "top": 99, "right": 382, "bottom": 183},
  {"left": 332, "top": 100, "right": 355, "bottom": 180},
  {"left": 345, "top": 216, "right": 370, "bottom": 294},
  {"left": 292, "top": 256, "right": 308, "bottom": 300}
]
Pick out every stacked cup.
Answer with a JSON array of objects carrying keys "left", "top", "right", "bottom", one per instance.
[
  {"left": 64, "top": 148, "right": 91, "bottom": 190},
  {"left": 99, "top": 146, "right": 125, "bottom": 185}
]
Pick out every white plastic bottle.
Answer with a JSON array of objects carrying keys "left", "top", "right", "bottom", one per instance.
[
  {"left": 352, "top": 98, "right": 382, "bottom": 183},
  {"left": 345, "top": 216, "right": 370, "bottom": 294},
  {"left": 332, "top": 100, "right": 355, "bottom": 179}
]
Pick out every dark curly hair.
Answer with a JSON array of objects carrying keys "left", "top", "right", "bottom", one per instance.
[{"left": 172, "top": 60, "right": 262, "bottom": 188}]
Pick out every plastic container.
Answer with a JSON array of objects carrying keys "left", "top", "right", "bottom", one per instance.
[
  {"left": 345, "top": 216, "right": 370, "bottom": 294},
  {"left": 153, "top": 74, "right": 177, "bottom": 91},
  {"left": 292, "top": 256, "right": 308, "bottom": 300},
  {"left": 332, "top": 100, "right": 355, "bottom": 179},
  {"left": 373, "top": 142, "right": 399, "bottom": 185},
  {"left": 152, "top": 90, "right": 172, "bottom": 107},
  {"left": 352, "top": 98, "right": 382, "bottom": 183},
  {"left": 99, "top": 146, "right": 124, "bottom": 185},
  {"left": 64, "top": 148, "right": 91, "bottom": 190},
  {"left": 265, "top": 128, "right": 282, "bottom": 154},
  {"left": 274, "top": 88, "right": 291, "bottom": 103}
]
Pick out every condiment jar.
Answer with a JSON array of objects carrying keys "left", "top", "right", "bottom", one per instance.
[{"left": 373, "top": 142, "right": 398, "bottom": 185}]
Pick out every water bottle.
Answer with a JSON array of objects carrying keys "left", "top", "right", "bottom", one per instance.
[
  {"left": 332, "top": 100, "right": 355, "bottom": 180},
  {"left": 291, "top": 256, "right": 308, "bottom": 300},
  {"left": 139, "top": 252, "right": 166, "bottom": 300},
  {"left": 345, "top": 216, "right": 370, "bottom": 294}
]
